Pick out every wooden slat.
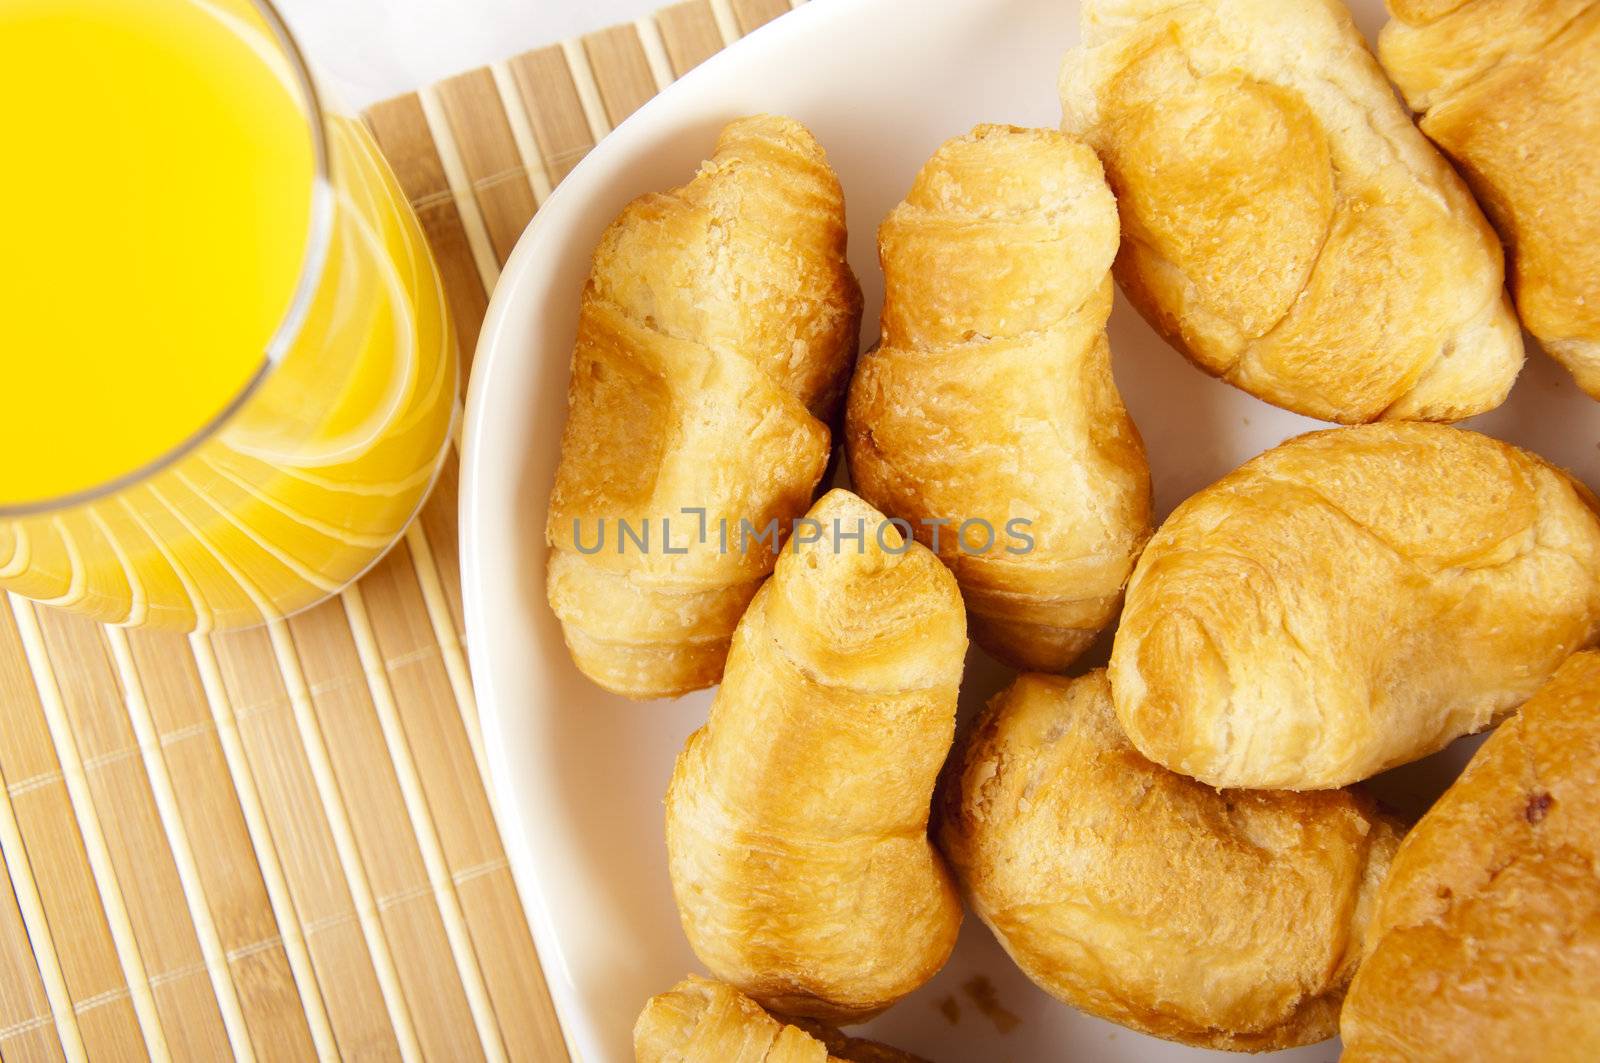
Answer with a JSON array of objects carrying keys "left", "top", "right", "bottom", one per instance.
[
  {"left": 401, "top": 81, "right": 526, "bottom": 770},
  {"left": 281, "top": 603, "right": 476, "bottom": 1061},
  {"left": 342, "top": 578, "right": 507, "bottom": 1062},
  {"left": 488, "top": 63, "right": 555, "bottom": 204},
  {"left": 0, "top": 601, "right": 70, "bottom": 1063},
  {"left": 633, "top": 18, "right": 678, "bottom": 92},
  {"left": 0, "top": 1023, "right": 63, "bottom": 1063},
  {"left": 90, "top": 741, "right": 227, "bottom": 1058},
  {"left": 104, "top": 628, "right": 254, "bottom": 1061},
  {"left": 404, "top": 521, "right": 474, "bottom": 732},
  {"left": 122, "top": 630, "right": 317, "bottom": 1061},
  {"left": 582, "top": 25, "right": 660, "bottom": 127},
  {"left": 364, "top": 99, "right": 480, "bottom": 646},
  {"left": 30, "top": 613, "right": 124, "bottom": 737},
  {"left": 364, "top": 95, "right": 491, "bottom": 368},
  {"left": 414, "top": 94, "right": 501, "bottom": 293},
  {"left": 209, "top": 627, "right": 401, "bottom": 1060},
  {"left": 0, "top": 604, "right": 142, "bottom": 1059},
  {"left": 506, "top": 46, "right": 597, "bottom": 184},
  {"left": 434, "top": 70, "right": 540, "bottom": 266},
  {"left": 0, "top": 784, "right": 65, "bottom": 1063},
  {"left": 188, "top": 634, "right": 340, "bottom": 1062},
  {"left": 121, "top": 634, "right": 207, "bottom": 713},
  {"left": 357, "top": 546, "right": 565, "bottom": 1062},
  {"left": 18, "top": 606, "right": 172, "bottom": 1063},
  {"left": 355, "top": 554, "right": 500, "bottom": 895},
  {"left": 656, "top": 0, "right": 725, "bottom": 76},
  {"left": 105, "top": 630, "right": 259, "bottom": 1063},
  {"left": 730, "top": 0, "right": 791, "bottom": 35},
  {"left": 29, "top": 609, "right": 227, "bottom": 1059},
  {"left": 367, "top": 91, "right": 489, "bottom": 802}
]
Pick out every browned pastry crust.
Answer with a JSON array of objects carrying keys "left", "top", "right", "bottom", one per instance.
[
  {"left": 545, "top": 115, "right": 862, "bottom": 699},
  {"left": 846, "top": 125, "right": 1152, "bottom": 672},
  {"left": 1110, "top": 422, "right": 1600, "bottom": 790},
  {"left": 938, "top": 671, "right": 1403, "bottom": 1051},
  {"left": 665, "top": 490, "right": 966, "bottom": 1023},
  {"left": 1380, "top": 0, "right": 1600, "bottom": 398},
  {"left": 1341, "top": 650, "right": 1600, "bottom": 1062},
  {"left": 1060, "top": 0, "right": 1523, "bottom": 423},
  {"left": 634, "top": 976, "right": 927, "bottom": 1062}
]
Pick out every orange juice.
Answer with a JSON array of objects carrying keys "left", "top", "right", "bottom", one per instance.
[{"left": 0, "top": 0, "right": 457, "bottom": 629}]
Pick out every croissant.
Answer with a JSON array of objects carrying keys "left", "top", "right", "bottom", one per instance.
[
  {"left": 1340, "top": 651, "right": 1600, "bottom": 1062},
  {"left": 1059, "top": 0, "right": 1523, "bottom": 423},
  {"left": 1109, "top": 422, "right": 1600, "bottom": 790},
  {"left": 1379, "top": 0, "right": 1600, "bottom": 398},
  {"left": 633, "top": 976, "right": 926, "bottom": 1063},
  {"left": 938, "top": 671, "right": 1403, "bottom": 1051},
  {"left": 846, "top": 125, "right": 1152, "bottom": 672},
  {"left": 665, "top": 489, "right": 965, "bottom": 1023},
  {"left": 546, "top": 115, "right": 862, "bottom": 699}
]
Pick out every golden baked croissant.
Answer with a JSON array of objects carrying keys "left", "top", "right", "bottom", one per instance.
[
  {"left": 939, "top": 671, "right": 1402, "bottom": 1051},
  {"left": 846, "top": 125, "right": 1152, "bottom": 672},
  {"left": 634, "top": 976, "right": 926, "bottom": 1063},
  {"left": 1110, "top": 422, "right": 1600, "bottom": 790},
  {"left": 1059, "top": 0, "right": 1523, "bottom": 423},
  {"left": 1341, "top": 650, "right": 1600, "bottom": 1062},
  {"left": 665, "top": 490, "right": 965, "bottom": 1023},
  {"left": 1380, "top": 1, "right": 1600, "bottom": 398},
  {"left": 546, "top": 115, "right": 862, "bottom": 699}
]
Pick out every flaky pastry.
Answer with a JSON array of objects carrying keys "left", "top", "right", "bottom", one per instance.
[
  {"left": 847, "top": 125, "right": 1151, "bottom": 672},
  {"left": 1060, "top": 0, "right": 1522, "bottom": 422},
  {"left": 546, "top": 115, "right": 861, "bottom": 699},
  {"left": 1110, "top": 422, "right": 1600, "bottom": 789},
  {"left": 1341, "top": 650, "right": 1600, "bottom": 1062},
  {"left": 1380, "top": 0, "right": 1600, "bottom": 398},
  {"left": 939, "top": 671, "right": 1402, "bottom": 1051},
  {"left": 665, "top": 491, "right": 965, "bottom": 1023}
]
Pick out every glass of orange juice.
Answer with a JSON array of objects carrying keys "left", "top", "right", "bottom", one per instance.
[{"left": 0, "top": 0, "right": 457, "bottom": 630}]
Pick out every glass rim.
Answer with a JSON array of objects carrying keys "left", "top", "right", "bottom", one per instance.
[{"left": 0, "top": 0, "right": 336, "bottom": 519}]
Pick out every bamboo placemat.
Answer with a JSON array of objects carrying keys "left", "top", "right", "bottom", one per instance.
[{"left": 0, "top": 1, "right": 799, "bottom": 1058}]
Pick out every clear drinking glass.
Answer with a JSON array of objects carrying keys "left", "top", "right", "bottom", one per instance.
[{"left": 0, "top": 0, "right": 457, "bottom": 630}]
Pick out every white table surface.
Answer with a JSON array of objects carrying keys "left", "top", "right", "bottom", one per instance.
[{"left": 273, "top": 0, "right": 662, "bottom": 110}]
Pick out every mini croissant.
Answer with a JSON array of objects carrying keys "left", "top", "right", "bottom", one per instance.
[
  {"left": 847, "top": 125, "right": 1151, "bottom": 672},
  {"left": 1110, "top": 422, "right": 1600, "bottom": 790},
  {"left": 666, "top": 490, "right": 965, "bottom": 1024},
  {"left": 634, "top": 977, "right": 925, "bottom": 1063},
  {"left": 1060, "top": 0, "right": 1523, "bottom": 423},
  {"left": 940, "top": 671, "right": 1402, "bottom": 1051},
  {"left": 1341, "top": 651, "right": 1600, "bottom": 1062},
  {"left": 546, "top": 115, "right": 861, "bottom": 699},
  {"left": 1380, "top": 0, "right": 1600, "bottom": 398}
]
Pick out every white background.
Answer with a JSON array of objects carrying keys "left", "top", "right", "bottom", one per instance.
[{"left": 274, "top": 0, "right": 662, "bottom": 109}]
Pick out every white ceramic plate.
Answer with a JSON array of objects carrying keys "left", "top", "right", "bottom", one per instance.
[{"left": 460, "top": 1, "right": 1600, "bottom": 1059}]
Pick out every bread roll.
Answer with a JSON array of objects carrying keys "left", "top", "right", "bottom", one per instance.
[
  {"left": 938, "top": 671, "right": 1403, "bottom": 1051},
  {"left": 665, "top": 490, "right": 965, "bottom": 1023},
  {"left": 634, "top": 977, "right": 925, "bottom": 1063},
  {"left": 1110, "top": 422, "right": 1600, "bottom": 790},
  {"left": 1060, "top": 0, "right": 1523, "bottom": 423},
  {"left": 546, "top": 115, "right": 862, "bottom": 699},
  {"left": 1380, "top": 0, "right": 1600, "bottom": 398},
  {"left": 846, "top": 125, "right": 1152, "bottom": 672},
  {"left": 1341, "top": 650, "right": 1600, "bottom": 1062}
]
